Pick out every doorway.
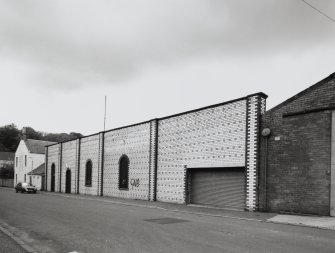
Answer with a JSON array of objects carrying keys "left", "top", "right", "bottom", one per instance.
[
  {"left": 51, "top": 164, "right": 55, "bottom": 192},
  {"left": 65, "top": 169, "right": 71, "bottom": 194}
]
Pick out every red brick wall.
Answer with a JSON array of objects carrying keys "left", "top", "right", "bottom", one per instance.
[{"left": 259, "top": 75, "right": 335, "bottom": 215}]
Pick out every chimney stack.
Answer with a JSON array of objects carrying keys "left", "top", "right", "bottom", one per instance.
[{"left": 22, "top": 127, "right": 27, "bottom": 141}]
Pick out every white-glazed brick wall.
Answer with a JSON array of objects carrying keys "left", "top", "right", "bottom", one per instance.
[
  {"left": 157, "top": 100, "right": 247, "bottom": 204},
  {"left": 47, "top": 144, "right": 60, "bottom": 192},
  {"left": 103, "top": 123, "right": 151, "bottom": 200},
  {"left": 61, "top": 140, "right": 77, "bottom": 193},
  {"left": 148, "top": 120, "right": 158, "bottom": 201},
  {"left": 45, "top": 93, "right": 266, "bottom": 211},
  {"left": 79, "top": 134, "right": 100, "bottom": 195}
]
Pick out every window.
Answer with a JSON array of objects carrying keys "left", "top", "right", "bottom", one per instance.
[
  {"left": 119, "top": 155, "right": 129, "bottom": 189},
  {"left": 85, "top": 160, "right": 92, "bottom": 187},
  {"left": 24, "top": 174, "right": 26, "bottom": 182},
  {"left": 15, "top": 157, "right": 18, "bottom": 167},
  {"left": 25, "top": 155, "right": 27, "bottom": 167},
  {"left": 15, "top": 174, "right": 17, "bottom": 184}
]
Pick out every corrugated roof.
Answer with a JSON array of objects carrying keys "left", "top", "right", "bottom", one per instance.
[
  {"left": 28, "top": 163, "right": 45, "bottom": 175},
  {"left": 0, "top": 152, "right": 15, "bottom": 161},
  {"left": 25, "top": 139, "right": 56, "bottom": 154}
]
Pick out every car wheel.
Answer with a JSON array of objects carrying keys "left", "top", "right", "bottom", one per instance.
[
  {"left": 15, "top": 190, "right": 18, "bottom": 193},
  {"left": 33, "top": 191, "right": 37, "bottom": 194},
  {"left": 21, "top": 190, "right": 25, "bottom": 193}
]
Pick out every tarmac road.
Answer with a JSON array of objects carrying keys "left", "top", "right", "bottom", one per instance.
[{"left": 0, "top": 188, "right": 334, "bottom": 253}]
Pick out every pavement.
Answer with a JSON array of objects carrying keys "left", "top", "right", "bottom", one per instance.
[
  {"left": 0, "top": 229, "right": 27, "bottom": 253},
  {"left": 0, "top": 186, "right": 335, "bottom": 253},
  {"left": 268, "top": 214, "right": 335, "bottom": 230}
]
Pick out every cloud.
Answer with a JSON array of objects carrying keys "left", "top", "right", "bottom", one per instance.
[{"left": 0, "top": 0, "right": 334, "bottom": 90}]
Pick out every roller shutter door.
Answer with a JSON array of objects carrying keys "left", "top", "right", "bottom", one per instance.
[{"left": 190, "top": 168, "right": 245, "bottom": 210}]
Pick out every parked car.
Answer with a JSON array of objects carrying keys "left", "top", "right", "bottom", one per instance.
[{"left": 15, "top": 182, "right": 37, "bottom": 194}]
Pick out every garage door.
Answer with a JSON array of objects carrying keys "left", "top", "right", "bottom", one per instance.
[{"left": 189, "top": 168, "right": 245, "bottom": 210}]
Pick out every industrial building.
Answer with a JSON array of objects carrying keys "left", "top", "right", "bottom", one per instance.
[{"left": 46, "top": 93, "right": 266, "bottom": 211}]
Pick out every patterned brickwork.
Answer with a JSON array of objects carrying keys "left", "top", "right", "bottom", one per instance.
[
  {"left": 46, "top": 144, "right": 60, "bottom": 192},
  {"left": 103, "top": 123, "right": 151, "bottom": 200},
  {"left": 98, "top": 132, "right": 104, "bottom": 196},
  {"left": 58, "top": 144, "right": 62, "bottom": 192},
  {"left": 245, "top": 95, "right": 262, "bottom": 211},
  {"left": 156, "top": 100, "right": 247, "bottom": 204},
  {"left": 61, "top": 140, "right": 77, "bottom": 193},
  {"left": 79, "top": 134, "right": 100, "bottom": 196},
  {"left": 149, "top": 120, "right": 158, "bottom": 201},
  {"left": 260, "top": 97, "right": 266, "bottom": 115},
  {"left": 75, "top": 139, "right": 80, "bottom": 193}
]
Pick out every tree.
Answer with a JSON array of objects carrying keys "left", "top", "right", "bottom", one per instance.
[
  {"left": 0, "top": 124, "right": 20, "bottom": 152},
  {"left": 25, "top": 127, "right": 43, "bottom": 140},
  {"left": 0, "top": 124, "right": 83, "bottom": 150},
  {"left": 0, "top": 165, "right": 14, "bottom": 179}
]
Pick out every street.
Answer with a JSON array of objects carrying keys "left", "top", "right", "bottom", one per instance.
[{"left": 0, "top": 188, "right": 334, "bottom": 253}]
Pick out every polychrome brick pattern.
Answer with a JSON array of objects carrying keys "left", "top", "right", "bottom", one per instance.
[
  {"left": 98, "top": 133, "right": 104, "bottom": 196},
  {"left": 260, "top": 97, "right": 266, "bottom": 115},
  {"left": 157, "top": 100, "right": 247, "bottom": 204},
  {"left": 245, "top": 95, "right": 261, "bottom": 211},
  {"left": 149, "top": 120, "right": 158, "bottom": 201},
  {"left": 61, "top": 140, "right": 77, "bottom": 193},
  {"left": 46, "top": 144, "right": 60, "bottom": 192},
  {"left": 75, "top": 139, "right": 80, "bottom": 193},
  {"left": 103, "top": 123, "right": 151, "bottom": 200},
  {"left": 79, "top": 134, "right": 100, "bottom": 196}
]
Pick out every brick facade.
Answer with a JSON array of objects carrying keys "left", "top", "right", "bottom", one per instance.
[
  {"left": 45, "top": 93, "right": 266, "bottom": 211},
  {"left": 61, "top": 140, "right": 77, "bottom": 193},
  {"left": 103, "top": 123, "right": 151, "bottom": 200},
  {"left": 157, "top": 99, "right": 248, "bottom": 204},
  {"left": 79, "top": 134, "right": 100, "bottom": 195},
  {"left": 46, "top": 144, "right": 60, "bottom": 192},
  {"left": 259, "top": 73, "right": 335, "bottom": 216}
]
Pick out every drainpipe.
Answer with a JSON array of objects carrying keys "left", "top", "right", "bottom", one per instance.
[{"left": 261, "top": 128, "right": 271, "bottom": 211}]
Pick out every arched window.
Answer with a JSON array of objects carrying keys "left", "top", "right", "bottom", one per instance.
[
  {"left": 85, "top": 160, "right": 92, "bottom": 187},
  {"left": 119, "top": 155, "right": 129, "bottom": 189}
]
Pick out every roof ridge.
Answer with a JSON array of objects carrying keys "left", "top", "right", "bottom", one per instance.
[{"left": 26, "top": 139, "right": 56, "bottom": 143}]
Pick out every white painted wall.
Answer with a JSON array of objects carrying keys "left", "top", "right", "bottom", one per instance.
[
  {"left": 31, "top": 175, "right": 42, "bottom": 190},
  {"left": 14, "top": 140, "right": 45, "bottom": 187}
]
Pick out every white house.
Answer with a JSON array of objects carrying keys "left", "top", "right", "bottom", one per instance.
[{"left": 14, "top": 138, "right": 55, "bottom": 189}]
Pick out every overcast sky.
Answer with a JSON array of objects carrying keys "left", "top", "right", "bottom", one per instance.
[{"left": 1, "top": 0, "right": 335, "bottom": 135}]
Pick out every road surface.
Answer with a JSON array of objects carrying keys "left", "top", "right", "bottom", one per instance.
[{"left": 0, "top": 188, "right": 334, "bottom": 253}]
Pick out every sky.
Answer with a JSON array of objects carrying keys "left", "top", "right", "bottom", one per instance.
[{"left": 1, "top": 0, "right": 335, "bottom": 135}]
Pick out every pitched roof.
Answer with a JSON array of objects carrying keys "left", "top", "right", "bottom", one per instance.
[
  {"left": 267, "top": 72, "right": 335, "bottom": 113},
  {"left": 25, "top": 139, "right": 56, "bottom": 154},
  {"left": 0, "top": 152, "right": 15, "bottom": 161},
  {"left": 28, "top": 163, "right": 45, "bottom": 175}
]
